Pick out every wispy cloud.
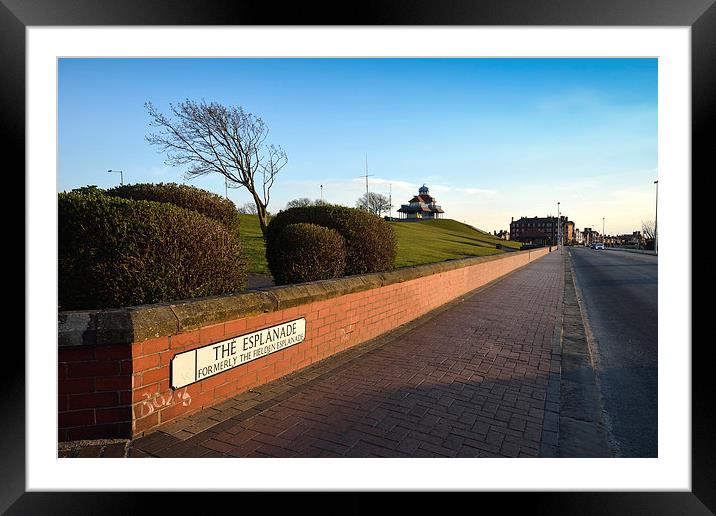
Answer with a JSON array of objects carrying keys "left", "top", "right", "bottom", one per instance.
[
  {"left": 349, "top": 178, "right": 498, "bottom": 197},
  {"left": 352, "top": 177, "right": 458, "bottom": 196},
  {"left": 426, "top": 184, "right": 453, "bottom": 194},
  {"left": 458, "top": 187, "right": 497, "bottom": 196},
  {"left": 554, "top": 178, "right": 601, "bottom": 191},
  {"left": 607, "top": 187, "right": 653, "bottom": 204},
  {"left": 356, "top": 177, "right": 415, "bottom": 192}
]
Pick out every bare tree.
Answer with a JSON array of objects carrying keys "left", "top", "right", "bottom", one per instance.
[
  {"left": 286, "top": 197, "right": 314, "bottom": 209},
  {"left": 145, "top": 99, "right": 287, "bottom": 238},
  {"left": 641, "top": 220, "right": 656, "bottom": 240},
  {"left": 356, "top": 192, "right": 392, "bottom": 217},
  {"left": 238, "top": 202, "right": 258, "bottom": 215}
]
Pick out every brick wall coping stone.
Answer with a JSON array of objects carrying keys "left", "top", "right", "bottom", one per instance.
[{"left": 58, "top": 248, "right": 539, "bottom": 347}]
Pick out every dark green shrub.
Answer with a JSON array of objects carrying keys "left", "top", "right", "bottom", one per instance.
[
  {"left": 271, "top": 223, "right": 347, "bottom": 285},
  {"left": 58, "top": 191, "right": 246, "bottom": 310},
  {"left": 70, "top": 185, "right": 105, "bottom": 195},
  {"left": 266, "top": 205, "right": 396, "bottom": 281},
  {"left": 106, "top": 182, "right": 241, "bottom": 240}
]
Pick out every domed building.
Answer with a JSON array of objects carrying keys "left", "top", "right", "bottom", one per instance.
[{"left": 397, "top": 185, "right": 445, "bottom": 220}]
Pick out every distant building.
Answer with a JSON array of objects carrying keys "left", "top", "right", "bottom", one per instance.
[
  {"left": 514, "top": 229, "right": 551, "bottom": 247},
  {"left": 564, "top": 220, "right": 575, "bottom": 244},
  {"left": 397, "top": 185, "right": 445, "bottom": 220},
  {"left": 582, "top": 227, "right": 600, "bottom": 246},
  {"left": 509, "top": 215, "right": 575, "bottom": 246},
  {"left": 574, "top": 228, "right": 584, "bottom": 245},
  {"left": 614, "top": 231, "right": 644, "bottom": 246}
]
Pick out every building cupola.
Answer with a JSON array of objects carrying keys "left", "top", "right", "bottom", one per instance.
[{"left": 419, "top": 184, "right": 429, "bottom": 195}]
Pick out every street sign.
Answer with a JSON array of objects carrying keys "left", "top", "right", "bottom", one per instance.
[{"left": 171, "top": 318, "right": 306, "bottom": 389}]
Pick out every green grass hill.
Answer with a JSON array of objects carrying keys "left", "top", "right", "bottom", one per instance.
[
  {"left": 389, "top": 219, "right": 521, "bottom": 268},
  {"left": 238, "top": 214, "right": 521, "bottom": 275}
]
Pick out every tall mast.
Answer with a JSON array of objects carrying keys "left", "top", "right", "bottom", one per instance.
[
  {"left": 357, "top": 153, "right": 373, "bottom": 196},
  {"left": 365, "top": 154, "right": 369, "bottom": 195}
]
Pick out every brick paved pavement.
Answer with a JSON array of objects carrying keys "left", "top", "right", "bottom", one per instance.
[
  {"left": 124, "top": 252, "right": 564, "bottom": 458},
  {"left": 58, "top": 439, "right": 129, "bottom": 458}
]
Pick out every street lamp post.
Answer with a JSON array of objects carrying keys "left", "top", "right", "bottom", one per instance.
[
  {"left": 654, "top": 180, "right": 658, "bottom": 255},
  {"left": 320, "top": 184, "right": 323, "bottom": 203},
  {"left": 389, "top": 183, "right": 392, "bottom": 220},
  {"left": 108, "top": 169, "right": 124, "bottom": 186},
  {"left": 557, "top": 201, "right": 561, "bottom": 253},
  {"left": 603, "top": 217, "right": 605, "bottom": 244}
]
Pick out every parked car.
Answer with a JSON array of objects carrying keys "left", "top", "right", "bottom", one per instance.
[{"left": 593, "top": 242, "right": 605, "bottom": 250}]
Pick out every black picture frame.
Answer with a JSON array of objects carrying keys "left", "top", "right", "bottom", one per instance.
[{"left": 4, "top": 0, "right": 708, "bottom": 513}]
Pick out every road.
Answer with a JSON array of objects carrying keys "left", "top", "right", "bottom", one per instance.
[{"left": 567, "top": 246, "right": 658, "bottom": 457}]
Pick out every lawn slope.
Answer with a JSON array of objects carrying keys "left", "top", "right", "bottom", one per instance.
[
  {"left": 239, "top": 215, "right": 521, "bottom": 274},
  {"left": 389, "top": 219, "right": 521, "bottom": 268}
]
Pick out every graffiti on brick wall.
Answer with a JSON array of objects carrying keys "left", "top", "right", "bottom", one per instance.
[
  {"left": 136, "top": 387, "right": 192, "bottom": 418},
  {"left": 338, "top": 324, "right": 354, "bottom": 343}
]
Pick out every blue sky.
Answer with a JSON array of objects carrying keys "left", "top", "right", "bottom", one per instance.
[{"left": 58, "top": 58, "right": 657, "bottom": 234}]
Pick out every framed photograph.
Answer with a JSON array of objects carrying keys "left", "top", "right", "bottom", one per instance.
[{"left": 7, "top": 0, "right": 709, "bottom": 512}]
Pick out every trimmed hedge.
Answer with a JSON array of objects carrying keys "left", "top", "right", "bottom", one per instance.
[
  {"left": 106, "top": 182, "right": 241, "bottom": 239},
  {"left": 266, "top": 205, "right": 396, "bottom": 282},
  {"left": 270, "top": 223, "right": 347, "bottom": 285},
  {"left": 58, "top": 191, "right": 246, "bottom": 310}
]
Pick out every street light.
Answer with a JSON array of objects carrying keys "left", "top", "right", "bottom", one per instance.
[
  {"left": 389, "top": 183, "right": 392, "bottom": 220},
  {"left": 654, "top": 180, "right": 658, "bottom": 255},
  {"left": 107, "top": 169, "right": 124, "bottom": 186},
  {"left": 557, "top": 201, "right": 561, "bottom": 253}
]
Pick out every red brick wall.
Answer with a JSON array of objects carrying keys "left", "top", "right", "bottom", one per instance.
[
  {"left": 58, "top": 247, "right": 550, "bottom": 440},
  {"left": 58, "top": 344, "right": 133, "bottom": 441}
]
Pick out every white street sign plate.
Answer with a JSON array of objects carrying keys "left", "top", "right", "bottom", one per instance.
[{"left": 170, "top": 318, "right": 306, "bottom": 389}]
